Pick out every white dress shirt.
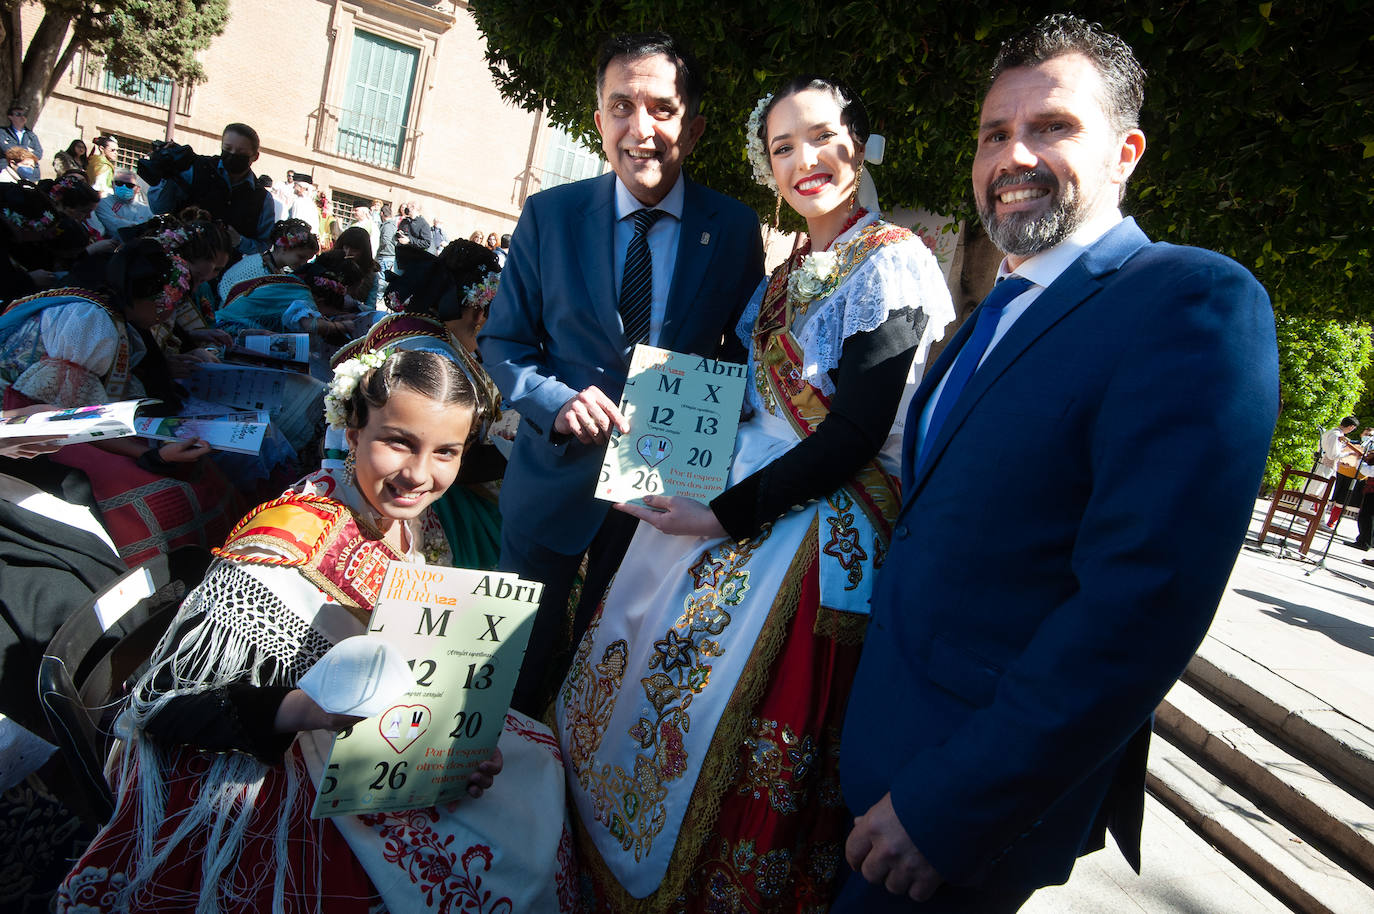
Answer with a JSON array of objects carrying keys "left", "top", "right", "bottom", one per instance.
[{"left": 915, "top": 209, "right": 1125, "bottom": 457}]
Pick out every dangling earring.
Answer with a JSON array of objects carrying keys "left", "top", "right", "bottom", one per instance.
[
  {"left": 772, "top": 191, "right": 782, "bottom": 231},
  {"left": 343, "top": 449, "right": 356, "bottom": 486},
  {"left": 851, "top": 162, "right": 866, "bottom": 213}
]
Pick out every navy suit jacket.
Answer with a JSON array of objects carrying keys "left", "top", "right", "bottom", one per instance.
[
  {"left": 479, "top": 172, "right": 764, "bottom": 553},
  {"left": 839, "top": 219, "right": 1279, "bottom": 902}
]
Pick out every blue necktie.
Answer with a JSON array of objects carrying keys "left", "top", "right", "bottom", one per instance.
[
  {"left": 619, "top": 208, "right": 667, "bottom": 346},
  {"left": 918, "top": 275, "right": 1033, "bottom": 467}
]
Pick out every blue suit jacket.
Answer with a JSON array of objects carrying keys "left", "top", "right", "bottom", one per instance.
[
  {"left": 479, "top": 173, "right": 764, "bottom": 553},
  {"left": 839, "top": 219, "right": 1279, "bottom": 903}
]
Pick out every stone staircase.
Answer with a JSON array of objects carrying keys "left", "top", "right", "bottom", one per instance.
[{"left": 1149, "top": 638, "right": 1374, "bottom": 914}]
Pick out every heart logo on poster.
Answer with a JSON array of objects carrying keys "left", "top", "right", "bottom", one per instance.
[
  {"left": 637, "top": 435, "right": 672, "bottom": 467},
  {"left": 379, "top": 703, "right": 430, "bottom": 754}
]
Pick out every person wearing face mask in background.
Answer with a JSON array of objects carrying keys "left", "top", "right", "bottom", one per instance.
[
  {"left": 94, "top": 168, "right": 153, "bottom": 234},
  {"left": 0, "top": 104, "right": 42, "bottom": 176},
  {"left": 0, "top": 146, "right": 39, "bottom": 183},
  {"left": 144, "top": 122, "right": 275, "bottom": 254}
]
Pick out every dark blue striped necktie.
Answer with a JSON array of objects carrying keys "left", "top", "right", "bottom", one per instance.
[
  {"left": 918, "top": 275, "right": 1034, "bottom": 468},
  {"left": 619, "top": 208, "right": 667, "bottom": 346}
]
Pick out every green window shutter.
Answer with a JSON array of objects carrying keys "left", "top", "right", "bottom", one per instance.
[
  {"left": 339, "top": 30, "right": 419, "bottom": 169},
  {"left": 541, "top": 128, "right": 606, "bottom": 189}
]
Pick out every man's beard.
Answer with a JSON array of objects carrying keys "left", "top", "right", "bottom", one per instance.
[{"left": 977, "top": 169, "right": 1084, "bottom": 258}]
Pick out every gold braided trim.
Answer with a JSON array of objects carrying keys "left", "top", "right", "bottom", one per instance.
[
  {"left": 2, "top": 286, "right": 112, "bottom": 316},
  {"left": 213, "top": 494, "right": 368, "bottom": 616},
  {"left": 213, "top": 494, "right": 347, "bottom": 564},
  {"left": 575, "top": 519, "right": 820, "bottom": 912},
  {"left": 813, "top": 604, "right": 869, "bottom": 646}
]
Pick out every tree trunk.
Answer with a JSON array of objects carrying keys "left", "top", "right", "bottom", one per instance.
[
  {"left": 925, "top": 221, "right": 1002, "bottom": 367},
  {"left": 0, "top": 4, "right": 20, "bottom": 107},
  {"left": 44, "top": 35, "right": 80, "bottom": 101},
  {"left": 18, "top": 11, "right": 73, "bottom": 125}
]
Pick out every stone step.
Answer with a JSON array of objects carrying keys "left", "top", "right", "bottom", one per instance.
[
  {"left": 1184, "top": 638, "right": 1374, "bottom": 796},
  {"left": 1148, "top": 736, "right": 1374, "bottom": 914},
  {"left": 1156, "top": 677, "right": 1374, "bottom": 880}
]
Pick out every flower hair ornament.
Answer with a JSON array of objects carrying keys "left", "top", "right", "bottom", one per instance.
[
  {"left": 463, "top": 271, "right": 500, "bottom": 313},
  {"left": 324, "top": 348, "right": 391, "bottom": 429},
  {"left": 308, "top": 274, "right": 348, "bottom": 298},
  {"left": 151, "top": 226, "right": 190, "bottom": 253},
  {"left": 154, "top": 255, "right": 193, "bottom": 320},
  {"left": 48, "top": 173, "right": 91, "bottom": 205},
  {"left": 2, "top": 207, "right": 55, "bottom": 232},
  {"left": 746, "top": 94, "right": 777, "bottom": 190},
  {"left": 745, "top": 91, "right": 887, "bottom": 194},
  {"left": 273, "top": 227, "right": 315, "bottom": 249}
]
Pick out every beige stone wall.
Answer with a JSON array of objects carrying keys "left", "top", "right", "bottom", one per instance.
[{"left": 27, "top": 0, "right": 561, "bottom": 239}]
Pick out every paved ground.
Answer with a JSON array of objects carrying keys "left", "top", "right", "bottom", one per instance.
[
  {"left": 1024, "top": 794, "right": 1289, "bottom": 913},
  {"left": 1020, "top": 500, "right": 1374, "bottom": 912}
]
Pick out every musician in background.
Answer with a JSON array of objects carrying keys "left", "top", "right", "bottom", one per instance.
[{"left": 1320, "top": 416, "right": 1360, "bottom": 528}]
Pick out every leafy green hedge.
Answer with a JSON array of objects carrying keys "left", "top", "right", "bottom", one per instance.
[{"left": 1269, "top": 316, "right": 1372, "bottom": 489}]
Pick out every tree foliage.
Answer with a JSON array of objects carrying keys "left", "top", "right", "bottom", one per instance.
[
  {"left": 1269, "top": 316, "right": 1371, "bottom": 489},
  {"left": 0, "top": 0, "right": 228, "bottom": 122},
  {"left": 472, "top": 0, "right": 1373, "bottom": 320}
]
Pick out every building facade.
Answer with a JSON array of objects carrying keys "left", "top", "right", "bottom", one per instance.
[{"left": 28, "top": 0, "right": 607, "bottom": 239}]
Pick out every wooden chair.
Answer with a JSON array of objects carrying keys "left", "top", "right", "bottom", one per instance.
[
  {"left": 1257, "top": 465, "right": 1334, "bottom": 555},
  {"left": 37, "top": 547, "right": 210, "bottom": 823}
]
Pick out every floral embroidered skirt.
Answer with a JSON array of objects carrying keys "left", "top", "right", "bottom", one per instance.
[{"left": 562, "top": 516, "right": 862, "bottom": 914}]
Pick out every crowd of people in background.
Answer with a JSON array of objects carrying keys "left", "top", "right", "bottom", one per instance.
[{"left": 0, "top": 116, "right": 512, "bottom": 763}]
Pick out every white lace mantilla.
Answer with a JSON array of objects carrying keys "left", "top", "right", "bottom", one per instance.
[
  {"left": 791, "top": 232, "right": 952, "bottom": 397},
  {"left": 737, "top": 218, "right": 955, "bottom": 410}
]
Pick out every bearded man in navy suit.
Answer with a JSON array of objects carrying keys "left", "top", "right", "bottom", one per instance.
[
  {"left": 480, "top": 33, "right": 763, "bottom": 714},
  {"left": 836, "top": 14, "right": 1279, "bottom": 912}
]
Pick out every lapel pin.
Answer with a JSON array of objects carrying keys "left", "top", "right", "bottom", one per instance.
[{"left": 700, "top": 232, "right": 710, "bottom": 245}]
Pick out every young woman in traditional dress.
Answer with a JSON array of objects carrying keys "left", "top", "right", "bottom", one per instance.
[
  {"left": 57, "top": 345, "right": 576, "bottom": 913},
  {"left": 329, "top": 238, "right": 507, "bottom": 569},
  {"left": 0, "top": 238, "right": 243, "bottom": 565},
  {"left": 214, "top": 217, "right": 319, "bottom": 304},
  {"left": 556, "top": 77, "right": 954, "bottom": 912}
]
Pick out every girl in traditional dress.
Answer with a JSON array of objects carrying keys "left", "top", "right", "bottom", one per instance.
[
  {"left": 212, "top": 260, "right": 360, "bottom": 455},
  {"left": 372, "top": 239, "right": 508, "bottom": 569},
  {"left": 129, "top": 215, "right": 235, "bottom": 361},
  {"left": 215, "top": 217, "right": 319, "bottom": 304},
  {"left": 216, "top": 256, "right": 364, "bottom": 348},
  {"left": 57, "top": 346, "right": 576, "bottom": 913},
  {"left": 136, "top": 210, "right": 236, "bottom": 331},
  {"left": 556, "top": 77, "right": 954, "bottom": 912},
  {"left": 0, "top": 238, "right": 243, "bottom": 566}
]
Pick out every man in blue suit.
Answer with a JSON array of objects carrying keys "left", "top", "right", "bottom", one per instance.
[
  {"left": 837, "top": 15, "right": 1279, "bottom": 912},
  {"left": 480, "top": 33, "right": 764, "bottom": 714}
]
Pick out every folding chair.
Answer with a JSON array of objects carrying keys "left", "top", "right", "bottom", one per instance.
[
  {"left": 1257, "top": 465, "right": 1334, "bottom": 555},
  {"left": 37, "top": 547, "right": 210, "bottom": 823}
]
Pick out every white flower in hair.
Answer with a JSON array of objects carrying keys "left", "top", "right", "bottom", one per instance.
[
  {"left": 324, "top": 349, "right": 391, "bottom": 429},
  {"left": 746, "top": 93, "right": 776, "bottom": 190}
]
